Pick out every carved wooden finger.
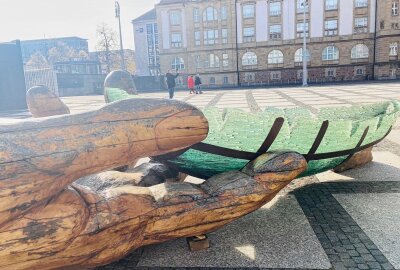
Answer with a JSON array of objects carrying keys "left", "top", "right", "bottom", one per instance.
[
  {"left": 0, "top": 98, "right": 208, "bottom": 226},
  {"left": 26, "top": 85, "right": 70, "bottom": 117}
]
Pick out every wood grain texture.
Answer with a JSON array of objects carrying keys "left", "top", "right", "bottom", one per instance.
[
  {"left": 26, "top": 85, "right": 70, "bottom": 117},
  {"left": 0, "top": 149, "right": 306, "bottom": 269},
  {"left": 1, "top": 93, "right": 307, "bottom": 269},
  {"left": 0, "top": 98, "right": 208, "bottom": 226},
  {"left": 333, "top": 147, "right": 373, "bottom": 173}
]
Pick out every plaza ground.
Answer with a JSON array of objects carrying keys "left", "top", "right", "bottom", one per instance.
[{"left": 1, "top": 82, "right": 400, "bottom": 270}]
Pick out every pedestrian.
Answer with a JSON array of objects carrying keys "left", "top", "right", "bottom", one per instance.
[
  {"left": 194, "top": 74, "right": 203, "bottom": 94},
  {"left": 165, "top": 69, "right": 179, "bottom": 99},
  {"left": 188, "top": 75, "right": 195, "bottom": 94}
]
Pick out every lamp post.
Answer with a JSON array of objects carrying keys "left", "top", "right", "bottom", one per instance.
[
  {"left": 115, "top": 1, "right": 126, "bottom": 70},
  {"left": 302, "top": 0, "right": 308, "bottom": 86}
]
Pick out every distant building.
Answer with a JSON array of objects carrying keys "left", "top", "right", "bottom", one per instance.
[
  {"left": 20, "top": 37, "right": 88, "bottom": 63},
  {"left": 148, "top": 0, "right": 400, "bottom": 87},
  {"left": 132, "top": 9, "right": 160, "bottom": 76},
  {"left": 52, "top": 60, "right": 104, "bottom": 96}
]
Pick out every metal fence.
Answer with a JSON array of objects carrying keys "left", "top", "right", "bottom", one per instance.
[{"left": 24, "top": 68, "right": 59, "bottom": 95}]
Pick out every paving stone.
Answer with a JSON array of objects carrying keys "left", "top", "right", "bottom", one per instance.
[
  {"left": 334, "top": 193, "right": 400, "bottom": 269},
  {"left": 362, "top": 254, "right": 377, "bottom": 262},
  {"left": 353, "top": 257, "right": 366, "bottom": 264},
  {"left": 368, "top": 261, "right": 383, "bottom": 269},
  {"left": 348, "top": 250, "right": 359, "bottom": 257},
  {"left": 358, "top": 263, "right": 370, "bottom": 269}
]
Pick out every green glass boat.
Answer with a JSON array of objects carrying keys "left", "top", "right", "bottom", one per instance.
[{"left": 105, "top": 87, "right": 400, "bottom": 179}]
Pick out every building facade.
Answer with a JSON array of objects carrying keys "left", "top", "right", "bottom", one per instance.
[
  {"left": 149, "top": 0, "right": 400, "bottom": 87},
  {"left": 20, "top": 37, "right": 89, "bottom": 63},
  {"left": 132, "top": 9, "right": 161, "bottom": 76}
]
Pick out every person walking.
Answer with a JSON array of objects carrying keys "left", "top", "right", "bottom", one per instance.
[
  {"left": 194, "top": 74, "right": 203, "bottom": 94},
  {"left": 165, "top": 69, "right": 179, "bottom": 99},
  {"left": 188, "top": 75, "right": 195, "bottom": 94}
]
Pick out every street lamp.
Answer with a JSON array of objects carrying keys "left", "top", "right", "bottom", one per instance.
[
  {"left": 302, "top": 0, "right": 309, "bottom": 87},
  {"left": 115, "top": 1, "right": 126, "bottom": 70}
]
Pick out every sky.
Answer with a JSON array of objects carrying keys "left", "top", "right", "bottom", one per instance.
[{"left": 0, "top": 0, "right": 159, "bottom": 51}]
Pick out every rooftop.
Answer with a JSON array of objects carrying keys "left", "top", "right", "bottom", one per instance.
[{"left": 132, "top": 8, "right": 156, "bottom": 23}]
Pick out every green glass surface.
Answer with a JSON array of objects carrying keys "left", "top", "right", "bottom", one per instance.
[{"left": 106, "top": 88, "right": 400, "bottom": 179}]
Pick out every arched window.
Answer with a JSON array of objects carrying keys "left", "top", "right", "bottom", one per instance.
[
  {"left": 242, "top": 52, "right": 257, "bottom": 65},
  {"left": 171, "top": 57, "right": 185, "bottom": 70},
  {"left": 207, "top": 54, "right": 220, "bottom": 68},
  {"left": 322, "top": 46, "right": 339, "bottom": 61},
  {"left": 268, "top": 50, "right": 284, "bottom": 64},
  {"left": 203, "top": 7, "right": 218, "bottom": 21},
  {"left": 351, "top": 44, "right": 369, "bottom": 59},
  {"left": 294, "top": 48, "right": 311, "bottom": 62}
]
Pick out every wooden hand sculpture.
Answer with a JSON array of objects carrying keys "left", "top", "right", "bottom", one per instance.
[{"left": 0, "top": 91, "right": 307, "bottom": 270}]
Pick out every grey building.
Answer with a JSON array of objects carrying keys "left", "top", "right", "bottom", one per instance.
[
  {"left": 132, "top": 9, "right": 160, "bottom": 76},
  {"left": 20, "top": 36, "right": 88, "bottom": 63}
]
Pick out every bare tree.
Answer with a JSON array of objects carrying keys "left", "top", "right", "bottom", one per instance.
[
  {"left": 25, "top": 52, "right": 50, "bottom": 70},
  {"left": 96, "top": 23, "right": 118, "bottom": 73}
]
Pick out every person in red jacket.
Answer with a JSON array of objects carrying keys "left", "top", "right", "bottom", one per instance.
[{"left": 188, "top": 75, "right": 195, "bottom": 94}]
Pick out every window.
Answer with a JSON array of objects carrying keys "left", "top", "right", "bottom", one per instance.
[
  {"left": 268, "top": 50, "right": 284, "bottom": 64},
  {"left": 326, "top": 68, "right": 336, "bottom": 77},
  {"left": 294, "top": 48, "right": 311, "bottom": 63},
  {"left": 194, "top": 31, "right": 201, "bottom": 46},
  {"left": 390, "top": 43, "right": 398, "bottom": 56},
  {"left": 392, "top": 2, "right": 399, "bottom": 16},
  {"left": 204, "top": 29, "right": 218, "bottom": 45},
  {"left": 203, "top": 7, "right": 218, "bottom": 21},
  {"left": 389, "top": 68, "right": 397, "bottom": 77},
  {"left": 223, "top": 76, "right": 229, "bottom": 84},
  {"left": 354, "top": 17, "right": 368, "bottom": 33},
  {"left": 171, "top": 57, "right": 184, "bottom": 70},
  {"left": 297, "top": 22, "right": 309, "bottom": 38},
  {"left": 207, "top": 54, "right": 220, "bottom": 68},
  {"left": 242, "top": 52, "right": 257, "bottom": 65},
  {"left": 196, "top": 55, "right": 201, "bottom": 68},
  {"left": 223, "top": 53, "right": 229, "bottom": 67},
  {"left": 271, "top": 71, "right": 281, "bottom": 80},
  {"left": 243, "top": 27, "right": 255, "bottom": 42},
  {"left": 297, "top": 70, "right": 304, "bottom": 79},
  {"left": 193, "top": 8, "right": 200, "bottom": 22},
  {"left": 171, "top": 33, "right": 182, "bottom": 48},
  {"left": 355, "top": 0, "right": 368, "bottom": 8},
  {"left": 297, "top": 0, "right": 309, "bottom": 13},
  {"left": 221, "top": 6, "right": 228, "bottom": 20},
  {"left": 351, "top": 44, "right": 369, "bottom": 59},
  {"left": 243, "top": 4, "right": 255, "bottom": 18},
  {"left": 222, "top": 29, "right": 228, "bottom": 44},
  {"left": 170, "top": 10, "right": 181, "bottom": 25},
  {"left": 269, "top": 2, "right": 282, "bottom": 16},
  {"left": 269, "top": 24, "right": 282, "bottom": 39},
  {"left": 322, "top": 46, "right": 339, "bottom": 61},
  {"left": 245, "top": 72, "right": 255, "bottom": 82},
  {"left": 325, "top": 19, "right": 338, "bottom": 36},
  {"left": 209, "top": 77, "right": 216, "bottom": 85},
  {"left": 355, "top": 67, "right": 365, "bottom": 75},
  {"left": 326, "top": 0, "right": 338, "bottom": 10}
]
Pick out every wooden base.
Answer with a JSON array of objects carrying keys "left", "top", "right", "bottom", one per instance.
[
  {"left": 187, "top": 235, "right": 210, "bottom": 251},
  {"left": 333, "top": 147, "right": 373, "bottom": 173}
]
